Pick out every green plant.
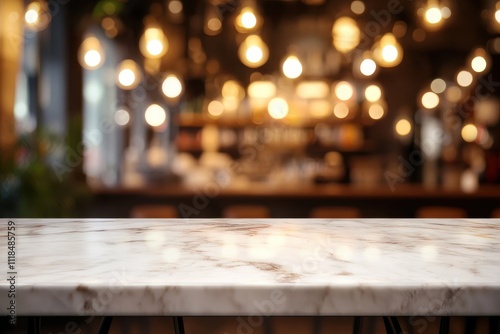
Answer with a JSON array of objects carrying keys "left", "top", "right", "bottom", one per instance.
[{"left": 0, "top": 125, "right": 90, "bottom": 218}]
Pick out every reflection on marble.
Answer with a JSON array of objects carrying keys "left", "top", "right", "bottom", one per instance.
[{"left": 1, "top": 219, "right": 500, "bottom": 315}]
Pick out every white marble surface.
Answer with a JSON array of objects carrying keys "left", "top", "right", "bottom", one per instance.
[{"left": 1, "top": 218, "right": 500, "bottom": 316}]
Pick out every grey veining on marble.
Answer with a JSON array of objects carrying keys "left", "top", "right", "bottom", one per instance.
[{"left": 1, "top": 219, "right": 500, "bottom": 315}]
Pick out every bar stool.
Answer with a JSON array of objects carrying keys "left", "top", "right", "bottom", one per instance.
[
  {"left": 492, "top": 209, "right": 500, "bottom": 218},
  {"left": 222, "top": 205, "right": 271, "bottom": 218},
  {"left": 309, "top": 206, "right": 361, "bottom": 218},
  {"left": 415, "top": 206, "right": 467, "bottom": 218},
  {"left": 130, "top": 205, "right": 178, "bottom": 218}
]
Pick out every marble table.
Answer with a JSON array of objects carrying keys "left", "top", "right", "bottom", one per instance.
[{"left": 1, "top": 218, "right": 500, "bottom": 317}]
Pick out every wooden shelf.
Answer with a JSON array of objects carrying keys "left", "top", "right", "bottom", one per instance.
[{"left": 176, "top": 113, "right": 369, "bottom": 128}]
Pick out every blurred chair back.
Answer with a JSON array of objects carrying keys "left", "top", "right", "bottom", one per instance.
[
  {"left": 492, "top": 209, "right": 500, "bottom": 218},
  {"left": 130, "top": 205, "right": 178, "bottom": 218},
  {"left": 309, "top": 206, "right": 361, "bottom": 218},
  {"left": 222, "top": 205, "right": 271, "bottom": 218},
  {"left": 415, "top": 206, "right": 467, "bottom": 218}
]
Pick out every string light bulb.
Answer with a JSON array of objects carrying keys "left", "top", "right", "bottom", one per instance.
[
  {"left": 238, "top": 35, "right": 269, "bottom": 68},
  {"left": 116, "top": 60, "right": 141, "bottom": 90},
  {"left": 78, "top": 35, "right": 105, "bottom": 70},
  {"left": 140, "top": 26, "right": 168, "bottom": 59},
  {"left": 372, "top": 33, "right": 403, "bottom": 68},
  {"left": 332, "top": 17, "right": 360, "bottom": 53},
  {"left": 282, "top": 55, "right": 303, "bottom": 79},
  {"left": 162, "top": 74, "right": 183, "bottom": 99},
  {"left": 469, "top": 48, "right": 491, "bottom": 74},
  {"left": 421, "top": 1, "right": 450, "bottom": 30},
  {"left": 24, "top": 1, "right": 51, "bottom": 31},
  {"left": 235, "top": 6, "right": 262, "bottom": 33}
]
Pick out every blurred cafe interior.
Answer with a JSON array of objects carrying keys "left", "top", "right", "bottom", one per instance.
[{"left": 1, "top": 0, "right": 500, "bottom": 219}]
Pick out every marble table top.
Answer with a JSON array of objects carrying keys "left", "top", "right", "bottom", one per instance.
[{"left": 1, "top": 218, "right": 500, "bottom": 316}]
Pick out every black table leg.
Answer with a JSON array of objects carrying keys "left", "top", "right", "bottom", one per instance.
[
  {"left": 173, "top": 316, "right": 185, "bottom": 334},
  {"left": 27, "top": 316, "right": 41, "bottom": 334},
  {"left": 465, "top": 317, "right": 476, "bottom": 334},
  {"left": 390, "top": 317, "right": 403, "bottom": 333},
  {"left": 383, "top": 316, "right": 404, "bottom": 334},
  {"left": 264, "top": 317, "right": 272, "bottom": 334},
  {"left": 439, "top": 317, "right": 450, "bottom": 334},
  {"left": 489, "top": 317, "right": 499, "bottom": 334},
  {"left": 312, "top": 317, "right": 322, "bottom": 334},
  {"left": 383, "top": 317, "right": 395, "bottom": 334},
  {"left": 353, "top": 317, "right": 363, "bottom": 334},
  {"left": 97, "top": 316, "right": 113, "bottom": 334}
]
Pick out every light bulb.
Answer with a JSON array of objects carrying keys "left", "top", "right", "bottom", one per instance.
[
  {"left": 365, "top": 85, "right": 382, "bottom": 102},
  {"left": 116, "top": 59, "right": 141, "bottom": 90},
  {"left": 145, "top": 104, "right": 167, "bottom": 127},
  {"left": 268, "top": 98, "right": 289, "bottom": 119},
  {"left": 238, "top": 35, "right": 269, "bottom": 68},
  {"left": 78, "top": 36, "right": 105, "bottom": 70},
  {"left": 396, "top": 119, "right": 412, "bottom": 136},
  {"left": 140, "top": 26, "right": 168, "bottom": 59},
  {"left": 332, "top": 17, "right": 360, "bottom": 53},
  {"left": 235, "top": 7, "right": 261, "bottom": 33},
  {"left": 360, "top": 58, "right": 377, "bottom": 76},
  {"left": 421, "top": 91, "right": 440, "bottom": 109},
  {"left": 334, "top": 81, "right": 354, "bottom": 101},
  {"left": 282, "top": 55, "right": 303, "bottom": 79},
  {"left": 162, "top": 75, "right": 183, "bottom": 99}
]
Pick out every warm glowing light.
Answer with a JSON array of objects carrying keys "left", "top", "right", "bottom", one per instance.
[
  {"left": 208, "top": 100, "right": 224, "bottom": 117},
  {"left": 441, "top": 7, "right": 451, "bottom": 19},
  {"left": 238, "top": 35, "right": 269, "bottom": 68},
  {"left": 296, "top": 81, "right": 329, "bottom": 99},
  {"left": 140, "top": 27, "right": 168, "bottom": 59},
  {"left": 333, "top": 103, "right": 349, "bottom": 118},
  {"left": 118, "top": 69, "right": 135, "bottom": 87},
  {"left": 116, "top": 59, "right": 141, "bottom": 90},
  {"left": 424, "top": 7, "right": 443, "bottom": 25},
  {"left": 365, "top": 85, "right": 382, "bottom": 102},
  {"left": 246, "top": 46, "right": 263, "bottom": 63},
  {"left": 457, "top": 70, "right": 473, "bottom": 87},
  {"left": 222, "top": 80, "right": 245, "bottom": 101},
  {"left": 79, "top": 36, "right": 105, "bottom": 70},
  {"left": 461, "top": 124, "right": 478, "bottom": 142},
  {"left": 431, "top": 78, "right": 446, "bottom": 94},
  {"left": 396, "top": 119, "right": 412, "bottom": 136},
  {"left": 162, "top": 75, "right": 183, "bottom": 99},
  {"left": 268, "top": 98, "right": 289, "bottom": 119},
  {"left": 381, "top": 45, "right": 398, "bottom": 62},
  {"left": 235, "top": 7, "right": 260, "bottom": 33},
  {"left": 310, "top": 100, "right": 331, "bottom": 118},
  {"left": 147, "top": 40, "right": 164, "bottom": 56},
  {"left": 332, "top": 17, "right": 360, "bottom": 53},
  {"left": 360, "top": 58, "right": 377, "bottom": 76},
  {"left": 168, "top": 0, "right": 183, "bottom": 14},
  {"left": 115, "top": 109, "right": 130, "bottom": 126},
  {"left": 421, "top": 91, "right": 440, "bottom": 109},
  {"left": 84, "top": 50, "right": 101, "bottom": 68},
  {"left": 241, "top": 11, "right": 257, "bottom": 29},
  {"left": 351, "top": 1, "right": 365, "bottom": 14},
  {"left": 207, "top": 18, "right": 222, "bottom": 32},
  {"left": 334, "top": 81, "right": 354, "bottom": 101},
  {"left": 471, "top": 56, "right": 487, "bottom": 73},
  {"left": 282, "top": 55, "right": 303, "bottom": 79},
  {"left": 248, "top": 81, "right": 276, "bottom": 99},
  {"left": 145, "top": 104, "right": 167, "bottom": 127},
  {"left": 24, "top": 2, "right": 50, "bottom": 31},
  {"left": 495, "top": 9, "right": 500, "bottom": 24},
  {"left": 445, "top": 86, "right": 462, "bottom": 102},
  {"left": 373, "top": 33, "right": 403, "bottom": 67},
  {"left": 368, "top": 104, "right": 384, "bottom": 120},
  {"left": 25, "top": 8, "right": 39, "bottom": 24}
]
